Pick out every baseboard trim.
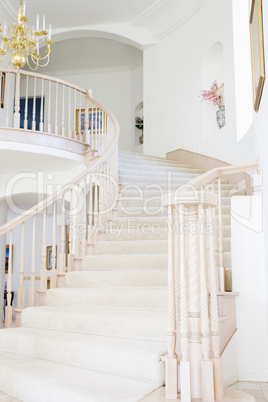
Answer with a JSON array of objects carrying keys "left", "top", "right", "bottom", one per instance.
[{"left": 238, "top": 368, "right": 268, "bottom": 382}]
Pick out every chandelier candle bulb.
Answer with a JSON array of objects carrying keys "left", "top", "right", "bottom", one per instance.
[
  {"left": 23, "top": 1, "right": 26, "bottom": 16},
  {"left": 48, "top": 24, "right": 52, "bottom": 40},
  {"left": 36, "top": 14, "right": 39, "bottom": 32},
  {"left": 42, "top": 15, "right": 45, "bottom": 31}
]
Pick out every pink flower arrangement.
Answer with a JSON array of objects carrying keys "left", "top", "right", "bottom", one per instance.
[{"left": 201, "top": 80, "right": 224, "bottom": 106}]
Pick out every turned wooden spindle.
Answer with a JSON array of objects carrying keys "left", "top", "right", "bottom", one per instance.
[
  {"left": 218, "top": 178, "right": 225, "bottom": 292},
  {"left": 82, "top": 178, "right": 87, "bottom": 257},
  {"left": 32, "top": 76, "right": 36, "bottom": 131},
  {"left": 165, "top": 205, "right": 178, "bottom": 400},
  {"left": 68, "top": 189, "right": 75, "bottom": 272},
  {"left": 208, "top": 205, "right": 224, "bottom": 400},
  {"left": 14, "top": 70, "right": 21, "bottom": 129},
  {"left": 40, "top": 79, "right": 44, "bottom": 132},
  {"left": 29, "top": 216, "right": 37, "bottom": 307},
  {"left": 67, "top": 87, "right": 71, "bottom": 138},
  {"left": 61, "top": 84, "right": 65, "bottom": 136},
  {"left": 24, "top": 75, "right": 29, "bottom": 129},
  {"left": 179, "top": 205, "right": 191, "bottom": 402},
  {"left": 17, "top": 223, "right": 25, "bottom": 326},
  {"left": 5, "top": 73, "right": 10, "bottom": 127},
  {"left": 54, "top": 82, "right": 58, "bottom": 135},
  {"left": 47, "top": 80, "right": 51, "bottom": 133},
  {"left": 84, "top": 93, "right": 89, "bottom": 145},
  {"left": 5, "top": 230, "right": 13, "bottom": 328},
  {"left": 199, "top": 203, "right": 214, "bottom": 402},
  {"left": 50, "top": 202, "right": 57, "bottom": 288},
  {"left": 59, "top": 195, "right": 66, "bottom": 276}
]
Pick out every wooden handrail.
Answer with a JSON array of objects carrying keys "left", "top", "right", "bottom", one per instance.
[
  {"left": 185, "top": 159, "right": 260, "bottom": 191},
  {"left": 0, "top": 68, "right": 87, "bottom": 94},
  {"left": 0, "top": 90, "right": 120, "bottom": 236}
]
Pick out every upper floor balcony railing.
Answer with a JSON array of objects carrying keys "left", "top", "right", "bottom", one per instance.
[{"left": 0, "top": 68, "right": 108, "bottom": 156}]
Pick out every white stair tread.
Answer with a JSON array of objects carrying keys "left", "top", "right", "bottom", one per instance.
[
  {"left": 0, "top": 351, "right": 159, "bottom": 402},
  {"left": 47, "top": 287, "right": 167, "bottom": 310},
  {"left": 21, "top": 306, "right": 167, "bottom": 341},
  {"left": 0, "top": 328, "right": 166, "bottom": 383}
]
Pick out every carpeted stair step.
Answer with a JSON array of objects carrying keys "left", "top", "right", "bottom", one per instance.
[
  {"left": 95, "top": 240, "right": 168, "bottom": 254},
  {"left": 66, "top": 269, "right": 167, "bottom": 288},
  {"left": 0, "top": 328, "right": 166, "bottom": 384},
  {"left": 83, "top": 253, "right": 168, "bottom": 270},
  {"left": 0, "top": 351, "right": 159, "bottom": 402},
  {"left": 46, "top": 287, "right": 167, "bottom": 310},
  {"left": 21, "top": 306, "right": 167, "bottom": 341}
]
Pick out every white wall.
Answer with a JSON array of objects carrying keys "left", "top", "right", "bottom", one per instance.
[
  {"left": 132, "top": 64, "right": 144, "bottom": 153},
  {"left": 143, "top": 0, "right": 256, "bottom": 165},
  {"left": 231, "top": 196, "right": 268, "bottom": 381}
]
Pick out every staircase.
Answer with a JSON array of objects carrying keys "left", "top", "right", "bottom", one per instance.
[{"left": 0, "top": 150, "right": 255, "bottom": 401}]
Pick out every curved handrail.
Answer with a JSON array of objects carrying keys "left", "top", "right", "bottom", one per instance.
[
  {"left": 0, "top": 68, "right": 87, "bottom": 94},
  {"left": 0, "top": 90, "right": 119, "bottom": 236}
]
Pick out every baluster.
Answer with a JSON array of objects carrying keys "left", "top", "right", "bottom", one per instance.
[
  {"left": 47, "top": 80, "right": 51, "bottom": 133},
  {"left": 87, "top": 174, "right": 93, "bottom": 244},
  {"left": 67, "top": 87, "right": 71, "bottom": 138},
  {"left": 61, "top": 84, "right": 65, "bottom": 136},
  {"left": 90, "top": 100, "right": 93, "bottom": 149},
  {"left": 16, "top": 223, "right": 25, "bottom": 326},
  {"left": 93, "top": 104, "right": 96, "bottom": 152},
  {"left": 73, "top": 90, "right": 76, "bottom": 139},
  {"left": 24, "top": 75, "right": 29, "bottom": 129},
  {"left": 5, "top": 73, "right": 10, "bottom": 127},
  {"left": 39, "top": 79, "right": 44, "bottom": 131},
  {"left": 58, "top": 195, "right": 66, "bottom": 287},
  {"left": 39, "top": 208, "right": 47, "bottom": 306},
  {"left": 208, "top": 205, "right": 224, "bottom": 400},
  {"left": 50, "top": 202, "right": 57, "bottom": 288},
  {"left": 199, "top": 202, "right": 214, "bottom": 401},
  {"left": 5, "top": 230, "right": 13, "bottom": 328},
  {"left": 179, "top": 204, "right": 191, "bottom": 402},
  {"left": 74, "top": 184, "right": 81, "bottom": 260},
  {"left": 165, "top": 205, "right": 177, "bottom": 400},
  {"left": 54, "top": 82, "right": 58, "bottom": 134},
  {"left": 82, "top": 178, "right": 87, "bottom": 256},
  {"left": 218, "top": 178, "right": 225, "bottom": 292},
  {"left": 68, "top": 189, "right": 74, "bottom": 271},
  {"left": 14, "top": 70, "right": 21, "bottom": 129},
  {"left": 29, "top": 215, "right": 36, "bottom": 307},
  {"left": 32, "top": 76, "right": 36, "bottom": 130},
  {"left": 78, "top": 91, "right": 82, "bottom": 142},
  {"left": 94, "top": 169, "right": 99, "bottom": 242},
  {"left": 84, "top": 92, "right": 89, "bottom": 145}
]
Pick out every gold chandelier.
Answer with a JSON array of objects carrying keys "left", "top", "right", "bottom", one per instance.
[{"left": 0, "top": 1, "right": 53, "bottom": 71}]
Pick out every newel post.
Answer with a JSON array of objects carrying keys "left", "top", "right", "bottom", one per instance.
[{"left": 162, "top": 190, "right": 220, "bottom": 401}]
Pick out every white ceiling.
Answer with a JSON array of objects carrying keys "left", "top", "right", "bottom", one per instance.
[{"left": 1, "top": 0, "right": 206, "bottom": 47}]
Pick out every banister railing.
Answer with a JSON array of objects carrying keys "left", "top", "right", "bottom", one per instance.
[
  {"left": 2, "top": 86, "right": 119, "bottom": 328},
  {"left": 162, "top": 160, "right": 259, "bottom": 401},
  {"left": 0, "top": 68, "right": 108, "bottom": 155}
]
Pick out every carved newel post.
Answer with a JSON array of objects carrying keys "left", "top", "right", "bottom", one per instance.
[{"left": 162, "top": 189, "right": 222, "bottom": 401}]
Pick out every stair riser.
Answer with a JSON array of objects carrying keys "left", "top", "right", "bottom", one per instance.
[
  {"left": 21, "top": 308, "right": 167, "bottom": 341},
  {"left": 118, "top": 196, "right": 234, "bottom": 208},
  {"left": 0, "top": 329, "right": 165, "bottom": 384},
  {"left": 119, "top": 165, "right": 204, "bottom": 174},
  {"left": 95, "top": 240, "right": 168, "bottom": 255},
  {"left": 119, "top": 168, "right": 204, "bottom": 177},
  {"left": 105, "top": 227, "right": 231, "bottom": 240},
  {"left": 66, "top": 270, "right": 167, "bottom": 288},
  {"left": 46, "top": 289, "right": 167, "bottom": 310},
  {"left": 83, "top": 254, "right": 168, "bottom": 270},
  {"left": 95, "top": 239, "right": 231, "bottom": 254},
  {"left": 116, "top": 206, "right": 232, "bottom": 217},
  {"left": 109, "top": 215, "right": 231, "bottom": 228}
]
